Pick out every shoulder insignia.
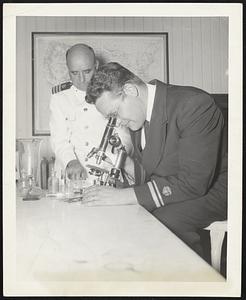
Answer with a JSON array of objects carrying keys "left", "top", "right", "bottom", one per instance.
[{"left": 52, "top": 82, "right": 73, "bottom": 94}]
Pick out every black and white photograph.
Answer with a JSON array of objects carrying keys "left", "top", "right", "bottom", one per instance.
[{"left": 3, "top": 3, "right": 243, "bottom": 297}]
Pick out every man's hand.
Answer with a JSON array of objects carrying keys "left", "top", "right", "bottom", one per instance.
[
  {"left": 82, "top": 186, "right": 138, "bottom": 206},
  {"left": 66, "top": 159, "right": 87, "bottom": 180}
]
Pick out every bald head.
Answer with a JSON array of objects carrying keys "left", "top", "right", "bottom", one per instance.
[{"left": 66, "top": 44, "right": 98, "bottom": 91}]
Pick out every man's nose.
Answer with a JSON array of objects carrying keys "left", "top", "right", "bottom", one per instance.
[{"left": 78, "top": 71, "right": 85, "bottom": 82}]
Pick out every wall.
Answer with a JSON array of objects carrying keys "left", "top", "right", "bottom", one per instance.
[{"left": 16, "top": 16, "right": 228, "bottom": 139}]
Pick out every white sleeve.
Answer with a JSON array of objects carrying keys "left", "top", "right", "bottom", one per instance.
[{"left": 49, "top": 94, "right": 76, "bottom": 170}]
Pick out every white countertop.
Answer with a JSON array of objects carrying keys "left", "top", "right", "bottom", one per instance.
[{"left": 16, "top": 195, "right": 225, "bottom": 284}]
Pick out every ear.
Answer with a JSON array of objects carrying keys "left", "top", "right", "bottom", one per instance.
[{"left": 123, "top": 83, "right": 139, "bottom": 97}]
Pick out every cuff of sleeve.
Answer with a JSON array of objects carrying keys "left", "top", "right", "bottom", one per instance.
[{"left": 134, "top": 180, "right": 165, "bottom": 212}]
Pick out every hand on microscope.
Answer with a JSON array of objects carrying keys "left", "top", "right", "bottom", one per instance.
[
  {"left": 82, "top": 185, "right": 138, "bottom": 206},
  {"left": 65, "top": 159, "right": 88, "bottom": 180}
]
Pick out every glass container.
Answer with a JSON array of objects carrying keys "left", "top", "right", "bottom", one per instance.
[{"left": 16, "top": 138, "right": 43, "bottom": 198}]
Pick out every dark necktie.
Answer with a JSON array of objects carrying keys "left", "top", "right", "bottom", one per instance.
[{"left": 144, "top": 120, "right": 150, "bottom": 141}]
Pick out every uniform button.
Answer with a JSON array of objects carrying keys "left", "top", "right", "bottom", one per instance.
[
  {"left": 162, "top": 186, "right": 172, "bottom": 196},
  {"left": 83, "top": 107, "right": 88, "bottom": 112},
  {"left": 84, "top": 125, "right": 89, "bottom": 129},
  {"left": 85, "top": 142, "right": 89, "bottom": 146}
]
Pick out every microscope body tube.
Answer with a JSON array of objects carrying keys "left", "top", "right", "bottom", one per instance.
[{"left": 96, "top": 117, "right": 117, "bottom": 165}]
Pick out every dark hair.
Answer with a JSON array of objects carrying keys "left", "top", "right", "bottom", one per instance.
[{"left": 85, "top": 62, "right": 144, "bottom": 104}]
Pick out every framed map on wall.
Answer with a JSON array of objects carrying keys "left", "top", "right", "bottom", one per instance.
[{"left": 32, "top": 32, "right": 169, "bottom": 135}]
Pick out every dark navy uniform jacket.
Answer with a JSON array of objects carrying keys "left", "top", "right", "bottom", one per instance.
[{"left": 130, "top": 80, "right": 227, "bottom": 216}]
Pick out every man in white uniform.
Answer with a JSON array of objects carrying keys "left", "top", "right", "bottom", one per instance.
[{"left": 49, "top": 44, "right": 132, "bottom": 181}]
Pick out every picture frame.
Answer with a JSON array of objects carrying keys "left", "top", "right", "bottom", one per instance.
[{"left": 32, "top": 32, "right": 169, "bottom": 135}]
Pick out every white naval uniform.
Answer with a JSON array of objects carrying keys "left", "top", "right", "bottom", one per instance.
[{"left": 49, "top": 84, "right": 133, "bottom": 179}]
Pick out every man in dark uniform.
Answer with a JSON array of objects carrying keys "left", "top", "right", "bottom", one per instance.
[{"left": 83, "top": 62, "right": 227, "bottom": 256}]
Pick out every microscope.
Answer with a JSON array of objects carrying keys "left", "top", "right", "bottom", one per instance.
[{"left": 86, "top": 117, "right": 127, "bottom": 187}]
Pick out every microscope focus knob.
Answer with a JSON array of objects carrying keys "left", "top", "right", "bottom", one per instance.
[{"left": 109, "top": 135, "right": 121, "bottom": 147}]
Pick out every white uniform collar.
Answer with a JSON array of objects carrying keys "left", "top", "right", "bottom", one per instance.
[
  {"left": 71, "top": 85, "right": 86, "bottom": 105},
  {"left": 146, "top": 83, "right": 156, "bottom": 122}
]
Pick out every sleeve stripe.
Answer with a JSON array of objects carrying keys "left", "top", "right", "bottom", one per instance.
[
  {"left": 147, "top": 181, "right": 161, "bottom": 208},
  {"left": 152, "top": 179, "right": 165, "bottom": 206}
]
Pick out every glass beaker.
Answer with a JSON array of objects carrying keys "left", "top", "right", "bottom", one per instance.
[{"left": 16, "top": 138, "right": 42, "bottom": 187}]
